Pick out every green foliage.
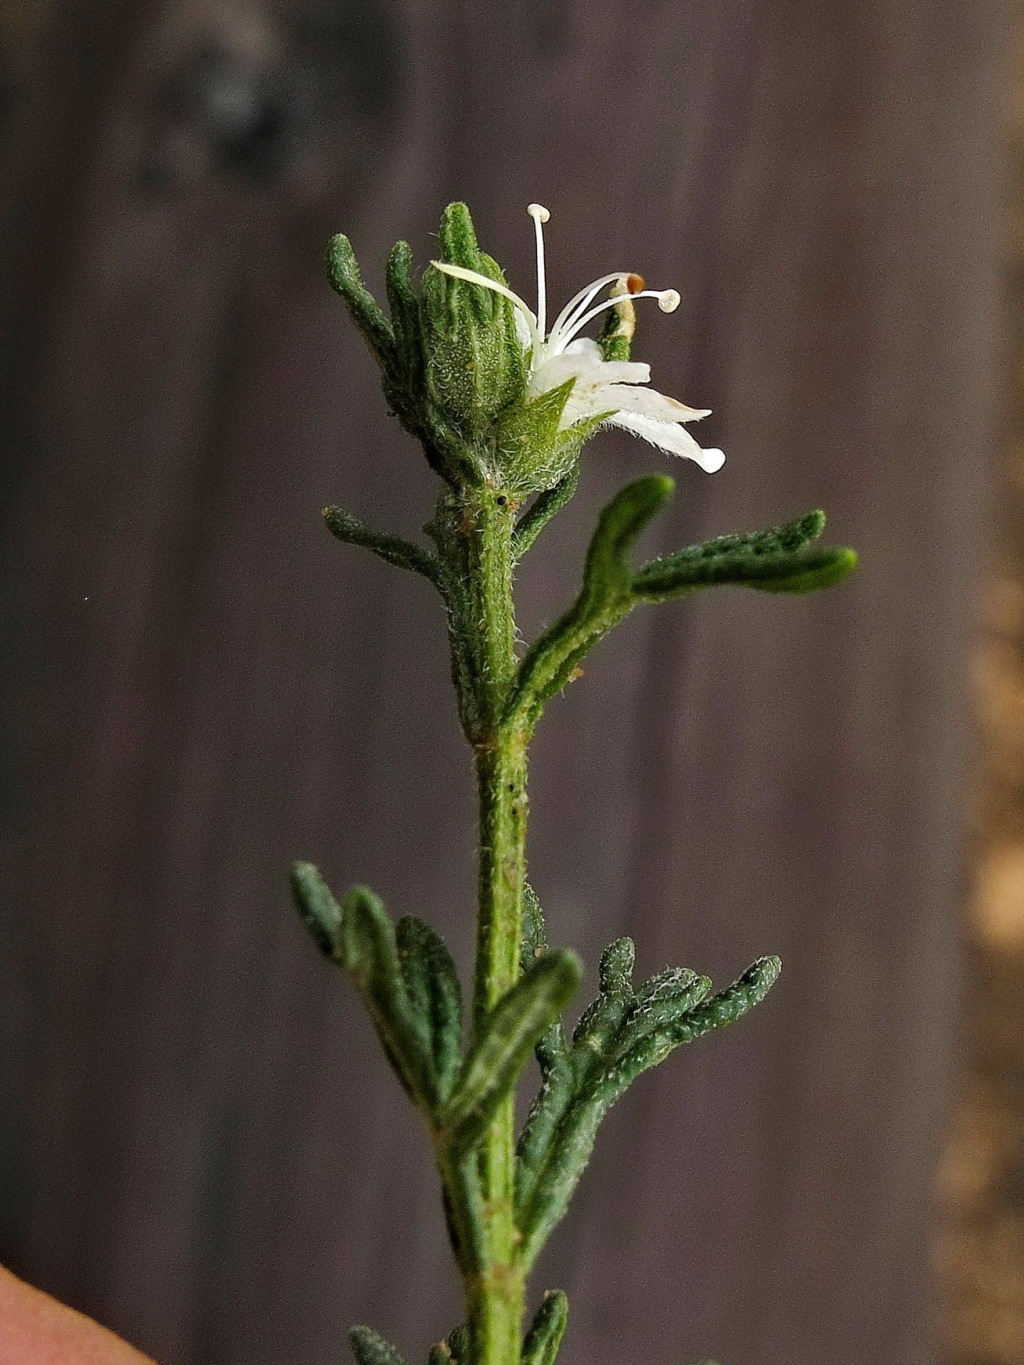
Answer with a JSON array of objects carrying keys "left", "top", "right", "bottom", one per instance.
[
  {"left": 289, "top": 860, "right": 343, "bottom": 961},
  {"left": 506, "top": 476, "right": 674, "bottom": 727},
  {"left": 397, "top": 916, "right": 464, "bottom": 1103},
  {"left": 340, "top": 885, "right": 441, "bottom": 1110},
  {"left": 310, "top": 199, "right": 857, "bottom": 1365},
  {"left": 322, "top": 505, "right": 442, "bottom": 586},
  {"left": 289, "top": 866, "right": 459, "bottom": 1115},
  {"left": 515, "top": 895, "right": 780, "bottom": 1269},
  {"left": 507, "top": 481, "right": 855, "bottom": 728},
  {"left": 633, "top": 509, "right": 858, "bottom": 600},
  {"left": 521, "top": 1292, "right": 569, "bottom": 1365},
  {"left": 325, "top": 234, "right": 396, "bottom": 373},
  {"left": 386, "top": 241, "right": 425, "bottom": 393},
  {"left": 442, "top": 951, "right": 582, "bottom": 1153},
  {"left": 350, "top": 1326, "right": 407, "bottom": 1365},
  {"left": 510, "top": 471, "right": 580, "bottom": 562},
  {"left": 421, "top": 204, "right": 528, "bottom": 449}
]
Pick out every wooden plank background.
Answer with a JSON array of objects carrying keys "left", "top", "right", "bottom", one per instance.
[{"left": 0, "top": 2, "right": 1009, "bottom": 1363}]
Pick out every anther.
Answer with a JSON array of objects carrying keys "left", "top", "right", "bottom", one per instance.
[
  {"left": 527, "top": 203, "right": 551, "bottom": 223},
  {"left": 626, "top": 273, "right": 646, "bottom": 294},
  {"left": 657, "top": 289, "right": 681, "bottom": 313}
]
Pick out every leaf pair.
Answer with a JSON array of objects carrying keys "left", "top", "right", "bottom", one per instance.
[
  {"left": 352, "top": 1289, "right": 567, "bottom": 1365},
  {"left": 289, "top": 864, "right": 581, "bottom": 1160},
  {"left": 516, "top": 892, "right": 780, "bottom": 1269},
  {"left": 506, "top": 476, "right": 856, "bottom": 727}
]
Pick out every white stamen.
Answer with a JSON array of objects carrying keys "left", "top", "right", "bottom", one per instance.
[
  {"left": 434, "top": 205, "right": 720, "bottom": 472},
  {"left": 554, "top": 290, "right": 683, "bottom": 353},
  {"left": 527, "top": 204, "right": 550, "bottom": 339},
  {"left": 547, "top": 273, "right": 633, "bottom": 351}
]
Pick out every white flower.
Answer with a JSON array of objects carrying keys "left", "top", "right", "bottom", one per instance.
[{"left": 432, "top": 203, "right": 724, "bottom": 474}]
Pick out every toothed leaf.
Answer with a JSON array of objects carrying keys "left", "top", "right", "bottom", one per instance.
[{"left": 516, "top": 947, "right": 780, "bottom": 1268}]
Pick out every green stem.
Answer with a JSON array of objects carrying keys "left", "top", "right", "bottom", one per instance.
[
  {"left": 432, "top": 487, "right": 529, "bottom": 1365},
  {"left": 468, "top": 730, "right": 528, "bottom": 1365}
]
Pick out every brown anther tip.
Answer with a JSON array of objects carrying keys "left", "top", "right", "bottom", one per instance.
[{"left": 626, "top": 273, "right": 646, "bottom": 295}]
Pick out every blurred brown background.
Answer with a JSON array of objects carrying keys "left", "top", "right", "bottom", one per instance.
[{"left": 0, "top": 2, "right": 1011, "bottom": 1364}]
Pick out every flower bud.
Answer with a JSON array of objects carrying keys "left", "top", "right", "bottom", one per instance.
[{"left": 420, "top": 203, "right": 528, "bottom": 448}]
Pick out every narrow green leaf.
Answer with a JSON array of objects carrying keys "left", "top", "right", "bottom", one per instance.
[
  {"left": 396, "top": 916, "right": 463, "bottom": 1101},
  {"left": 597, "top": 936, "right": 635, "bottom": 996},
  {"left": 341, "top": 886, "right": 437, "bottom": 1110},
  {"left": 385, "top": 240, "right": 423, "bottom": 383},
  {"left": 568, "top": 940, "right": 636, "bottom": 1059},
  {"left": 428, "top": 1322, "right": 471, "bottom": 1365},
  {"left": 442, "top": 950, "right": 582, "bottom": 1153},
  {"left": 350, "top": 1327, "right": 406, "bottom": 1365},
  {"left": 325, "top": 234, "right": 395, "bottom": 370},
  {"left": 511, "top": 469, "right": 580, "bottom": 562},
  {"left": 632, "top": 510, "right": 856, "bottom": 599},
  {"left": 749, "top": 546, "right": 858, "bottom": 593},
  {"left": 522, "top": 1291, "right": 569, "bottom": 1365},
  {"left": 520, "top": 883, "right": 549, "bottom": 974},
  {"left": 520, "top": 885, "right": 569, "bottom": 1078},
  {"left": 289, "top": 860, "right": 343, "bottom": 962},
  {"left": 516, "top": 939, "right": 638, "bottom": 1252},
  {"left": 506, "top": 476, "right": 674, "bottom": 725},
  {"left": 322, "top": 505, "right": 442, "bottom": 585}
]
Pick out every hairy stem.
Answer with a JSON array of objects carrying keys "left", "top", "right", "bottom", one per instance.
[
  {"left": 433, "top": 487, "right": 529, "bottom": 1365},
  {"left": 469, "top": 730, "right": 528, "bottom": 1365}
]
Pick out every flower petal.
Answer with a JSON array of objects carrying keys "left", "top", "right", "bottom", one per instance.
[
  {"left": 601, "top": 384, "right": 711, "bottom": 424},
  {"left": 606, "top": 411, "right": 725, "bottom": 472},
  {"left": 557, "top": 339, "right": 651, "bottom": 383}
]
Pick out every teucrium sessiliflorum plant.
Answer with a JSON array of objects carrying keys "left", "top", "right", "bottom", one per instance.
[{"left": 289, "top": 202, "right": 856, "bottom": 1365}]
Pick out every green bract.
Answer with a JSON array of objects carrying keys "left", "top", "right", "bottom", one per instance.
[{"left": 420, "top": 205, "right": 528, "bottom": 453}]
